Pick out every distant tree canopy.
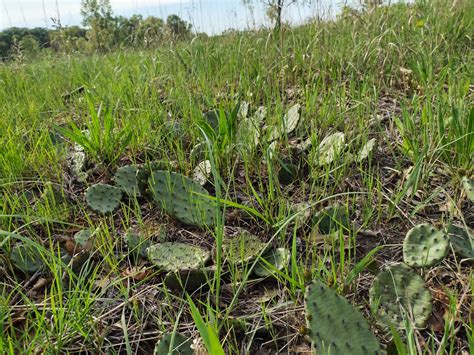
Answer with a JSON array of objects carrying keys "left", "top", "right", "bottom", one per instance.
[
  {"left": 243, "top": 0, "right": 313, "bottom": 30},
  {"left": 0, "top": 0, "right": 192, "bottom": 60}
]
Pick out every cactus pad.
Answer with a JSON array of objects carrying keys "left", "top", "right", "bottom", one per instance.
[
  {"left": 9, "top": 243, "right": 44, "bottom": 274},
  {"left": 462, "top": 177, "right": 474, "bottom": 202},
  {"left": 356, "top": 138, "right": 376, "bottom": 163},
  {"left": 254, "top": 248, "right": 289, "bottom": 278},
  {"left": 222, "top": 229, "right": 266, "bottom": 264},
  {"left": 193, "top": 160, "right": 212, "bottom": 186},
  {"left": 114, "top": 165, "right": 141, "bottom": 197},
  {"left": 403, "top": 224, "right": 449, "bottom": 267},
  {"left": 278, "top": 161, "right": 298, "bottom": 185},
  {"left": 148, "top": 170, "right": 217, "bottom": 227},
  {"left": 316, "top": 132, "right": 345, "bottom": 165},
  {"left": 312, "top": 205, "right": 349, "bottom": 235},
  {"left": 147, "top": 242, "right": 210, "bottom": 272},
  {"left": 369, "top": 263, "right": 432, "bottom": 329},
  {"left": 164, "top": 267, "right": 214, "bottom": 291},
  {"left": 305, "top": 281, "right": 381, "bottom": 354},
  {"left": 85, "top": 183, "right": 122, "bottom": 213},
  {"left": 154, "top": 332, "right": 193, "bottom": 355},
  {"left": 447, "top": 224, "right": 474, "bottom": 259}
]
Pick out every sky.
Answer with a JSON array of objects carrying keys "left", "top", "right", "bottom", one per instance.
[{"left": 0, "top": 0, "right": 356, "bottom": 34}]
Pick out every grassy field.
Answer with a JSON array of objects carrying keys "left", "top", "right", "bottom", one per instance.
[{"left": 1, "top": 1, "right": 473, "bottom": 353}]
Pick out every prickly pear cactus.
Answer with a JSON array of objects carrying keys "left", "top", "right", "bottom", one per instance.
[
  {"left": 136, "top": 161, "right": 170, "bottom": 195},
  {"left": 305, "top": 281, "right": 381, "bottom": 355},
  {"left": 164, "top": 267, "right": 214, "bottom": 291},
  {"left": 9, "top": 243, "right": 44, "bottom": 274},
  {"left": 403, "top": 224, "right": 449, "bottom": 267},
  {"left": 85, "top": 183, "right": 122, "bottom": 213},
  {"left": 254, "top": 248, "right": 289, "bottom": 278},
  {"left": 356, "top": 138, "right": 376, "bottom": 163},
  {"left": 114, "top": 165, "right": 141, "bottom": 197},
  {"left": 222, "top": 229, "right": 266, "bottom": 264},
  {"left": 283, "top": 104, "right": 301, "bottom": 135},
  {"left": 147, "top": 242, "right": 210, "bottom": 272},
  {"left": 447, "top": 224, "right": 474, "bottom": 259},
  {"left": 369, "top": 263, "right": 432, "bottom": 329},
  {"left": 148, "top": 171, "right": 217, "bottom": 228},
  {"left": 462, "top": 177, "right": 474, "bottom": 202},
  {"left": 154, "top": 332, "right": 193, "bottom": 355},
  {"left": 312, "top": 205, "right": 349, "bottom": 235},
  {"left": 193, "top": 160, "right": 212, "bottom": 186},
  {"left": 316, "top": 132, "right": 345, "bottom": 166},
  {"left": 278, "top": 161, "right": 298, "bottom": 185}
]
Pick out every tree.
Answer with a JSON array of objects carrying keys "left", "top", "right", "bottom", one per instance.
[
  {"left": 243, "top": 0, "right": 312, "bottom": 30},
  {"left": 80, "top": 0, "right": 115, "bottom": 51},
  {"left": 166, "top": 15, "right": 192, "bottom": 40}
]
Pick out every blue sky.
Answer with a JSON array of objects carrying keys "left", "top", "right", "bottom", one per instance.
[{"left": 0, "top": 0, "right": 354, "bottom": 34}]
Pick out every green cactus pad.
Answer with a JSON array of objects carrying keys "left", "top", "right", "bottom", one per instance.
[
  {"left": 147, "top": 242, "right": 210, "bottom": 272},
  {"left": 222, "top": 229, "right": 267, "bottom": 264},
  {"left": 369, "top": 263, "right": 432, "bottom": 329},
  {"left": 462, "top": 177, "right": 474, "bottom": 202},
  {"left": 85, "top": 183, "right": 122, "bottom": 213},
  {"left": 283, "top": 104, "right": 301, "bottom": 135},
  {"left": 447, "top": 224, "right": 474, "bottom": 259},
  {"left": 114, "top": 165, "right": 141, "bottom": 197},
  {"left": 136, "top": 161, "right": 170, "bottom": 195},
  {"left": 10, "top": 243, "right": 44, "bottom": 274},
  {"left": 403, "top": 224, "right": 449, "bottom": 267},
  {"left": 305, "top": 281, "right": 381, "bottom": 355},
  {"left": 148, "top": 170, "right": 217, "bottom": 228},
  {"left": 278, "top": 161, "right": 298, "bottom": 185},
  {"left": 312, "top": 205, "right": 349, "bottom": 235},
  {"left": 356, "top": 138, "right": 376, "bottom": 163},
  {"left": 254, "top": 248, "right": 289, "bottom": 278},
  {"left": 164, "top": 267, "right": 214, "bottom": 291},
  {"left": 316, "top": 132, "right": 345, "bottom": 165},
  {"left": 154, "top": 332, "right": 193, "bottom": 355}
]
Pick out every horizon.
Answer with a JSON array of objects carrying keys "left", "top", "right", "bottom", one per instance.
[{"left": 0, "top": 0, "right": 354, "bottom": 34}]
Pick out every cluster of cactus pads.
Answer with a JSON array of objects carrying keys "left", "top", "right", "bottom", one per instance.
[
  {"left": 369, "top": 263, "right": 432, "bottom": 329},
  {"left": 303, "top": 220, "right": 472, "bottom": 352},
  {"left": 368, "top": 222, "right": 472, "bottom": 330},
  {"left": 84, "top": 162, "right": 218, "bottom": 228}
]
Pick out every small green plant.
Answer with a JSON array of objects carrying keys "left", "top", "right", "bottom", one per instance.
[{"left": 55, "top": 99, "right": 132, "bottom": 166}]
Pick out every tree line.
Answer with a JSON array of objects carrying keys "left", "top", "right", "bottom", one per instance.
[{"left": 0, "top": 0, "right": 193, "bottom": 60}]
